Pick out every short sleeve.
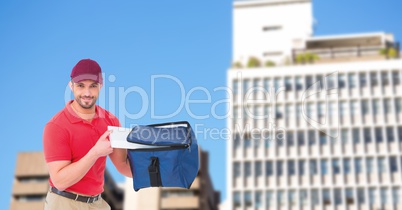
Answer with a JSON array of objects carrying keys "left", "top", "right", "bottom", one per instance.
[
  {"left": 109, "top": 112, "right": 121, "bottom": 127},
  {"left": 43, "top": 122, "right": 72, "bottom": 163}
]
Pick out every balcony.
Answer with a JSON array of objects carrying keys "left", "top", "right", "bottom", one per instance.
[{"left": 292, "top": 45, "right": 399, "bottom": 64}]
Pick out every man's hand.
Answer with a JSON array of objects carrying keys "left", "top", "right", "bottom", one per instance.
[{"left": 91, "top": 130, "right": 113, "bottom": 158}]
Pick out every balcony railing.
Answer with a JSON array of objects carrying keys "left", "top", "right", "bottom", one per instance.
[{"left": 292, "top": 42, "right": 400, "bottom": 64}]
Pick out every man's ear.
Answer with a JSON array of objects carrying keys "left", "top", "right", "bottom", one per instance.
[{"left": 69, "top": 81, "right": 73, "bottom": 91}]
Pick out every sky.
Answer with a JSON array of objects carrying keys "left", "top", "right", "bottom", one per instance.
[{"left": 1, "top": 0, "right": 402, "bottom": 208}]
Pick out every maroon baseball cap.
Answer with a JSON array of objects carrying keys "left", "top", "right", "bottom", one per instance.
[{"left": 70, "top": 59, "right": 103, "bottom": 84}]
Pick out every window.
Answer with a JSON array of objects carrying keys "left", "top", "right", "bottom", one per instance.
[
  {"left": 311, "top": 189, "right": 319, "bottom": 205},
  {"left": 244, "top": 191, "right": 252, "bottom": 207},
  {"left": 341, "top": 129, "right": 349, "bottom": 144},
  {"left": 233, "top": 162, "right": 240, "bottom": 177},
  {"left": 395, "top": 98, "right": 402, "bottom": 114},
  {"left": 384, "top": 99, "right": 391, "bottom": 114},
  {"left": 297, "top": 131, "right": 305, "bottom": 146},
  {"left": 390, "top": 157, "right": 398, "bottom": 172},
  {"left": 266, "top": 191, "right": 274, "bottom": 207},
  {"left": 275, "top": 105, "right": 283, "bottom": 119},
  {"left": 350, "top": 101, "right": 359, "bottom": 116},
  {"left": 285, "top": 77, "right": 292, "bottom": 91},
  {"left": 266, "top": 161, "right": 273, "bottom": 176},
  {"left": 332, "top": 159, "right": 341, "bottom": 174},
  {"left": 320, "top": 132, "right": 327, "bottom": 145},
  {"left": 316, "top": 75, "right": 324, "bottom": 90},
  {"left": 255, "top": 161, "right": 262, "bottom": 177},
  {"left": 298, "top": 160, "right": 306, "bottom": 175},
  {"left": 375, "top": 127, "right": 383, "bottom": 143},
  {"left": 364, "top": 128, "right": 372, "bottom": 143},
  {"left": 323, "top": 189, "right": 331, "bottom": 205},
  {"left": 255, "top": 191, "right": 262, "bottom": 208},
  {"left": 382, "top": 72, "right": 389, "bottom": 86},
  {"left": 244, "top": 162, "right": 251, "bottom": 177},
  {"left": 345, "top": 188, "right": 354, "bottom": 205},
  {"left": 321, "top": 159, "right": 328, "bottom": 175},
  {"left": 392, "top": 71, "right": 400, "bottom": 85},
  {"left": 277, "top": 190, "right": 285, "bottom": 206},
  {"left": 386, "top": 127, "right": 394, "bottom": 142},
  {"left": 338, "top": 74, "right": 346, "bottom": 88},
  {"left": 378, "top": 157, "right": 387, "bottom": 173},
  {"left": 244, "top": 137, "right": 252, "bottom": 148},
  {"left": 277, "top": 161, "right": 283, "bottom": 176},
  {"left": 288, "top": 160, "right": 296, "bottom": 175},
  {"left": 348, "top": 73, "right": 356, "bottom": 88},
  {"left": 327, "top": 74, "right": 336, "bottom": 89},
  {"left": 339, "top": 101, "right": 347, "bottom": 116},
  {"left": 398, "top": 126, "right": 402, "bottom": 142},
  {"left": 309, "top": 159, "right": 318, "bottom": 175},
  {"left": 274, "top": 78, "right": 281, "bottom": 91},
  {"left": 380, "top": 188, "right": 388, "bottom": 205},
  {"left": 308, "top": 130, "right": 316, "bottom": 145},
  {"left": 306, "top": 76, "right": 313, "bottom": 89},
  {"left": 369, "top": 188, "right": 376, "bottom": 204},
  {"left": 352, "top": 128, "right": 360, "bottom": 143},
  {"left": 355, "top": 158, "right": 363, "bottom": 174},
  {"left": 295, "top": 77, "right": 303, "bottom": 90},
  {"left": 233, "top": 192, "right": 241, "bottom": 207},
  {"left": 392, "top": 187, "right": 400, "bottom": 204},
  {"left": 317, "top": 102, "right": 325, "bottom": 118},
  {"left": 243, "top": 80, "right": 250, "bottom": 94},
  {"left": 286, "top": 131, "right": 294, "bottom": 146},
  {"left": 306, "top": 103, "right": 314, "bottom": 119},
  {"left": 366, "top": 158, "right": 374, "bottom": 174},
  {"left": 370, "top": 72, "right": 378, "bottom": 86},
  {"left": 361, "top": 100, "right": 369, "bottom": 115},
  {"left": 288, "top": 190, "right": 296, "bottom": 205},
  {"left": 343, "top": 159, "right": 351, "bottom": 174},
  {"left": 264, "top": 79, "right": 271, "bottom": 92},
  {"left": 334, "top": 189, "right": 342, "bottom": 205},
  {"left": 300, "top": 190, "right": 308, "bottom": 205},
  {"left": 372, "top": 99, "right": 380, "bottom": 115},
  {"left": 233, "top": 80, "right": 239, "bottom": 95},
  {"left": 233, "top": 134, "right": 240, "bottom": 151},
  {"left": 358, "top": 188, "right": 365, "bottom": 204},
  {"left": 359, "top": 73, "right": 367, "bottom": 87}
]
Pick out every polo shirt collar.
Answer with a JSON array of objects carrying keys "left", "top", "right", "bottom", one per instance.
[{"left": 64, "top": 100, "right": 103, "bottom": 124}]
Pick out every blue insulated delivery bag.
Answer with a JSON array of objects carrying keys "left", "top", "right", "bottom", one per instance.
[{"left": 126, "top": 121, "right": 199, "bottom": 191}]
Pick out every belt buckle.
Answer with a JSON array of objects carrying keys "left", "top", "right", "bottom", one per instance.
[
  {"left": 74, "top": 194, "right": 79, "bottom": 201},
  {"left": 87, "top": 197, "right": 91, "bottom": 203}
]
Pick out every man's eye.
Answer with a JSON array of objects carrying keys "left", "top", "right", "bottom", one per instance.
[
  {"left": 90, "top": 85, "right": 98, "bottom": 88},
  {"left": 77, "top": 84, "right": 84, "bottom": 88}
]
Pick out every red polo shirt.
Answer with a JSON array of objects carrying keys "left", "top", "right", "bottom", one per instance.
[{"left": 43, "top": 100, "right": 120, "bottom": 195}]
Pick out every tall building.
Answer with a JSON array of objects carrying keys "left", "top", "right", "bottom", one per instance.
[
  {"left": 123, "top": 150, "right": 220, "bottom": 210},
  {"left": 227, "top": 0, "right": 402, "bottom": 210},
  {"left": 10, "top": 152, "right": 123, "bottom": 210}
]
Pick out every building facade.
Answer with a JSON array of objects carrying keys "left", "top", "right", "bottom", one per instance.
[
  {"left": 123, "top": 150, "right": 220, "bottom": 210},
  {"left": 227, "top": 0, "right": 402, "bottom": 210},
  {"left": 10, "top": 152, "right": 123, "bottom": 210}
]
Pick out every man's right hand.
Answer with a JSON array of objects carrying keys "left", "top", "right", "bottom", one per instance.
[{"left": 91, "top": 130, "right": 113, "bottom": 158}]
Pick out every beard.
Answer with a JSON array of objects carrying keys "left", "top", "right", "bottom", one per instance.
[{"left": 75, "top": 96, "right": 97, "bottom": 109}]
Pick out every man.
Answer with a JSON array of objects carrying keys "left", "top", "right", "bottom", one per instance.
[{"left": 43, "top": 58, "right": 132, "bottom": 210}]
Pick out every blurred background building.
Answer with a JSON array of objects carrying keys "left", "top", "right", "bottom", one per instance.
[
  {"left": 10, "top": 152, "right": 123, "bottom": 210},
  {"left": 227, "top": 0, "right": 402, "bottom": 210},
  {"left": 10, "top": 150, "right": 219, "bottom": 210}
]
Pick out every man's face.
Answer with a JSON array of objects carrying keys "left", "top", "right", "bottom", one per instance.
[{"left": 70, "top": 80, "right": 102, "bottom": 109}]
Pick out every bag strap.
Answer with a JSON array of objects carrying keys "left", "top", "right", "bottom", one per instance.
[{"left": 148, "top": 157, "right": 162, "bottom": 187}]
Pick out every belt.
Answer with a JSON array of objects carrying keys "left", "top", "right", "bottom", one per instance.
[{"left": 50, "top": 187, "right": 100, "bottom": 203}]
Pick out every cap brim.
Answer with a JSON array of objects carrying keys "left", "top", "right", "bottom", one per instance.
[{"left": 71, "top": 74, "right": 103, "bottom": 84}]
